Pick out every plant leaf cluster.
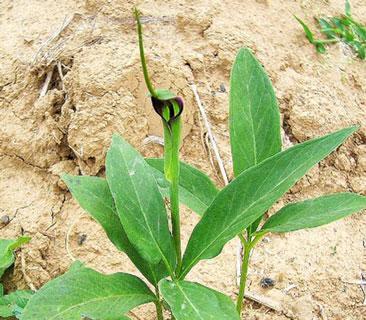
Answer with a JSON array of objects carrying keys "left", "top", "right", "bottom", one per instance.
[
  {"left": 295, "top": 1, "right": 366, "bottom": 59},
  {"left": 18, "top": 8, "right": 366, "bottom": 320}
]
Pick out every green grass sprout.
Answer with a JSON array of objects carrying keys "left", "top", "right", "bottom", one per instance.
[{"left": 295, "top": 1, "right": 366, "bottom": 59}]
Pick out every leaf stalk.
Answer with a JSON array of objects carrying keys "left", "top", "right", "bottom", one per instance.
[{"left": 236, "top": 232, "right": 266, "bottom": 315}]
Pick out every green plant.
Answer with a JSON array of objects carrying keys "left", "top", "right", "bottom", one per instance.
[
  {"left": 19, "top": 8, "right": 366, "bottom": 320},
  {"left": 295, "top": 0, "right": 366, "bottom": 59},
  {"left": 0, "top": 236, "right": 32, "bottom": 319}
]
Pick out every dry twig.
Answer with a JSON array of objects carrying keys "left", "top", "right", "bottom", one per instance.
[
  {"left": 244, "top": 290, "right": 282, "bottom": 312},
  {"left": 361, "top": 273, "right": 366, "bottom": 305},
  {"left": 190, "top": 84, "right": 229, "bottom": 185},
  {"left": 39, "top": 68, "right": 54, "bottom": 97},
  {"left": 57, "top": 61, "right": 65, "bottom": 91},
  {"left": 142, "top": 135, "right": 164, "bottom": 146}
]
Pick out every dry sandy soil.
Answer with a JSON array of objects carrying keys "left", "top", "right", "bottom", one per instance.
[{"left": 1, "top": 0, "right": 366, "bottom": 319}]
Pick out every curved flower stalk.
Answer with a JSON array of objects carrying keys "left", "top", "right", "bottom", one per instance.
[{"left": 134, "top": 8, "right": 184, "bottom": 273}]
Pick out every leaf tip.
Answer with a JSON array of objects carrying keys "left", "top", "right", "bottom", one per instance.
[{"left": 111, "top": 133, "right": 124, "bottom": 147}]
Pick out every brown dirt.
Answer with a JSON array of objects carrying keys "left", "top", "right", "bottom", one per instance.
[{"left": 1, "top": 0, "right": 366, "bottom": 319}]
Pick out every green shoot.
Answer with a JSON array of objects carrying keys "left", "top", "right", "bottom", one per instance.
[{"left": 295, "top": 1, "right": 366, "bottom": 59}]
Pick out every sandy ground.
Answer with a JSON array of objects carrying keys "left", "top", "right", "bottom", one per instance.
[{"left": 1, "top": 0, "right": 366, "bottom": 319}]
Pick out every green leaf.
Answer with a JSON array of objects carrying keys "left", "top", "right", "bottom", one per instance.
[
  {"left": 261, "top": 193, "right": 366, "bottom": 233},
  {"left": 345, "top": 0, "right": 352, "bottom": 16},
  {"left": 180, "top": 126, "right": 358, "bottom": 277},
  {"left": 0, "top": 237, "right": 30, "bottom": 278},
  {"left": 0, "top": 290, "right": 33, "bottom": 319},
  {"left": 295, "top": 16, "right": 315, "bottom": 43},
  {"left": 106, "top": 135, "right": 176, "bottom": 270},
  {"left": 62, "top": 174, "right": 168, "bottom": 286},
  {"left": 318, "top": 18, "right": 337, "bottom": 38},
  {"left": 147, "top": 158, "right": 219, "bottom": 216},
  {"left": 22, "top": 262, "right": 155, "bottom": 320},
  {"left": 159, "top": 280, "right": 239, "bottom": 320},
  {"left": 331, "top": 17, "right": 346, "bottom": 34},
  {"left": 62, "top": 174, "right": 128, "bottom": 252},
  {"left": 229, "top": 48, "right": 281, "bottom": 176},
  {"left": 352, "top": 24, "right": 366, "bottom": 41}
]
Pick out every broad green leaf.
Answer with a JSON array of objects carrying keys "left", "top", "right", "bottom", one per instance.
[
  {"left": 229, "top": 48, "right": 281, "bottom": 177},
  {"left": 106, "top": 135, "right": 176, "bottom": 270},
  {"left": 159, "top": 280, "right": 239, "bottom": 320},
  {"left": 62, "top": 174, "right": 127, "bottom": 252},
  {"left": 62, "top": 174, "right": 168, "bottom": 286},
  {"left": 0, "top": 237, "right": 30, "bottom": 278},
  {"left": 22, "top": 262, "right": 155, "bottom": 320},
  {"left": 147, "top": 158, "right": 219, "bottom": 216},
  {"left": 0, "top": 290, "right": 33, "bottom": 319},
  {"left": 261, "top": 193, "right": 366, "bottom": 233},
  {"left": 295, "top": 16, "right": 315, "bottom": 43},
  {"left": 229, "top": 48, "right": 281, "bottom": 235},
  {"left": 180, "top": 126, "right": 358, "bottom": 277}
]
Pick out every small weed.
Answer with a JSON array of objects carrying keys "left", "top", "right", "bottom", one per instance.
[{"left": 296, "top": 0, "right": 366, "bottom": 59}]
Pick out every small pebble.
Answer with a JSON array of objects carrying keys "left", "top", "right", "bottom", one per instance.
[
  {"left": 0, "top": 215, "right": 10, "bottom": 225},
  {"left": 77, "top": 234, "right": 87, "bottom": 246},
  {"left": 260, "top": 277, "right": 275, "bottom": 288},
  {"left": 219, "top": 83, "right": 226, "bottom": 93}
]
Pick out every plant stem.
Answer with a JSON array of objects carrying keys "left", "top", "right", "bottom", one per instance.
[
  {"left": 170, "top": 170, "right": 181, "bottom": 269},
  {"left": 163, "top": 118, "right": 182, "bottom": 272},
  {"left": 236, "top": 241, "right": 251, "bottom": 315},
  {"left": 155, "top": 288, "right": 164, "bottom": 320},
  {"left": 134, "top": 8, "right": 157, "bottom": 97},
  {"left": 236, "top": 232, "right": 267, "bottom": 315}
]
